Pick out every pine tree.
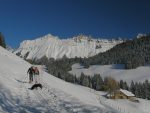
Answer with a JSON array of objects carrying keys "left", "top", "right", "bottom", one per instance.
[
  {"left": 92, "top": 74, "right": 103, "bottom": 90},
  {"left": 88, "top": 76, "right": 92, "bottom": 88},
  {"left": 130, "top": 81, "right": 135, "bottom": 93},
  {"left": 119, "top": 80, "right": 124, "bottom": 89},
  {"left": 74, "top": 75, "right": 78, "bottom": 84},
  {"left": 80, "top": 72, "right": 85, "bottom": 85},
  {"left": 144, "top": 80, "right": 150, "bottom": 99},
  {"left": 95, "top": 74, "right": 104, "bottom": 90},
  {"left": 82, "top": 76, "right": 89, "bottom": 87},
  {"left": 135, "top": 82, "right": 140, "bottom": 97},
  {"left": 123, "top": 81, "right": 129, "bottom": 90},
  {"left": 58, "top": 72, "right": 62, "bottom": 79},
  {"left": 0, "top": 32, "right": 6, "bottom": 48}
]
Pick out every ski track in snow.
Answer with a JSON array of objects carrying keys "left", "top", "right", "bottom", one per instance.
[
  {"left": 17, "top": 76, "right": 117, "bottom": 113},
  {"left": 0, "top": 67, "right": 119, "bottom": 113}
]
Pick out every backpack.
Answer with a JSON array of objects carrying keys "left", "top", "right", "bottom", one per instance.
[{"left": 34, "top": 67, "right": 39, "bottom": 75}]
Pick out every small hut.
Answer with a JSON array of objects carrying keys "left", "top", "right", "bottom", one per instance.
[{"left": 107, "top": 89, "right": 135, "bottom": 100}]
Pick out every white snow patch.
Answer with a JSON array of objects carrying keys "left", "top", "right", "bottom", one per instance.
[{"left": 70, "top": 63, "right": 150, "bottom": 84}]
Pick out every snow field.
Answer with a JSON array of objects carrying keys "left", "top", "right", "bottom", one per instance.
[{"left": 1, "top": 46, "right": 150, "bottom": 113}]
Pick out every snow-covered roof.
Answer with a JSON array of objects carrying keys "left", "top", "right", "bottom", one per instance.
[{"left": 120, "top": 89, "right": 135, "bottom": 97}]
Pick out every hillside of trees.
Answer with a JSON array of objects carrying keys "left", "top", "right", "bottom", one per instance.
[{"left": 82, "top": 35, "right": 150, "bottom": 69}]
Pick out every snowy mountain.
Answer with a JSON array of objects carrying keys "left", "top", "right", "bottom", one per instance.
[
  {"left": 0, "top": 46, "right": 150, "bottom": 113},
  {"left": 136, "top": 33, "right": 147, "bottom": 39},
  {"left": 14, "top": 34, "right": 123, "bottom": 60}
]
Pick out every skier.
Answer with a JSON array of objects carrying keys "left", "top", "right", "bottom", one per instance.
[{"left": 27, "top": 66, "right": 35, "bottom": 83}]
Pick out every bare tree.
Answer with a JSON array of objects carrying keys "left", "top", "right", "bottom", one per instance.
[{"left": 105, "top": 76, "right": 119, "bottom": 97}]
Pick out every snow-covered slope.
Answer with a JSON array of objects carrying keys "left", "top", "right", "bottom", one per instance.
[
  {"left": 14, "top": 34, "right": 123, "bottom": 60},
  {"left": 70, "top": 64, "right": 150, "bottom": 84},
  {"left": 0, "top": 46, "right": 150, "bottom": 113},
  {"left": 0, "top": 46, "right": 113, "bottom": 112}
]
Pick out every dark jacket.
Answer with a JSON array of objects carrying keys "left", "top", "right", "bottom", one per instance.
[{"left": 27, "top": 67, "right": 34, "bottom": 75}]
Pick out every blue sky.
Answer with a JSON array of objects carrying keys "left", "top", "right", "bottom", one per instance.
[{"left": 0, "top": 0, "right": 150, "bottom": 48}]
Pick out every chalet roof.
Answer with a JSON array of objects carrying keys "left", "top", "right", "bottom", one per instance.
[{"left": 120, "top": 89, "right": 135, "bottom": 97}]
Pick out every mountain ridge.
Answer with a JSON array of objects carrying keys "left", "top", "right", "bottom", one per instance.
[{"left": 14, "top": 34, "right": 123, "bottom": 60}]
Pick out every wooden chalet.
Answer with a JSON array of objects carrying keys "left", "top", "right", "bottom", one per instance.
[{"left": 107, "top": 89, "right": 135, "bottom": 100}]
